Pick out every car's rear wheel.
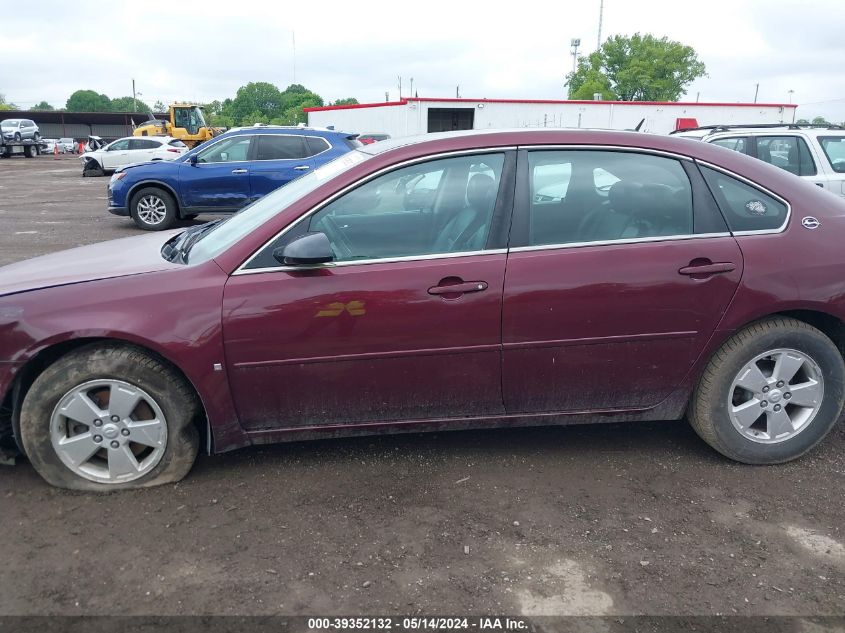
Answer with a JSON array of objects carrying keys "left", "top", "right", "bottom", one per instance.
[
  {"left": 689, "top": 317, "right": 844, "bottom": 464},
  {"left": 33, "top": 132, "right": 41, "bottom": 142},
  {"left": 19, "top": 344, "right": 200, "bottom": 491},
  {"left": 130, "top": 187, "right": 177, "bottom": 231}
]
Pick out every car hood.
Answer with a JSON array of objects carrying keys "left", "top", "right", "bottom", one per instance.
[{"left": 0, "top": 231, "right": 184, "bottom": 297}]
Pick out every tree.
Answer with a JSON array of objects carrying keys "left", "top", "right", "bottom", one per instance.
[
  {"left": 278, "top": 84, "right": 324, "bottom": 125},
  {"left": 65, "top": 89, "right": 111, "bottom": 112},
  {"left": 153, "top": 100, "right": 166, "bottom": 112},
  {"left": 0, "top": 94, "right": 17, "bottom": 111},
  {"left": 566, "top": 33, "right": 707, "bottom": 101},
  {"left": 331, "top": 97, "right": 359, "bottom": 106},
  {"left": 110, "top": 96, "right": 151, "bottom": 113},
  {"left": 32, "top": 101, "right": 55, "bottom": 111},
  {"left": 811, "top": 116, "right": 829, "bottom": 125},
  {"left": 796, "top": 118, "right": 810, "bottom": 124},
  {"left": 230, "top": 82, "right": 285, "bottom": 124}
]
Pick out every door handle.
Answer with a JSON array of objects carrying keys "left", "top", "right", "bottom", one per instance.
[
  {"left": 294, "top": 165, "right": 311, "bottom": 171},
  {"left": 231, "top": 168, "right": 248, "bottom": 174},
  {"left": 428, "top": 280, "right": 488, "bottom": 296},
  {"left": 678, "top": 261, "right": 736, "bottom": 276}
]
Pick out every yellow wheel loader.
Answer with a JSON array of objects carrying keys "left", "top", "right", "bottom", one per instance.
[{"left": 133, "top": 103, "right": 222, "bottom": 148}]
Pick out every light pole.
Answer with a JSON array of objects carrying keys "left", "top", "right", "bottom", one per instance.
[
  {"left": 570, "top": 38, "right": 581, "bottom": 72},
  {"left": 788, "top": 89, "right": 794, "bottom": 104}
]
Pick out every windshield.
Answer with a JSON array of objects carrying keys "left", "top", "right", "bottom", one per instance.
[
  {"left": 1, "top": 120, "right": 20, "bottom": 128},
  {"left": 187, "top": 150, "right": 370, "bottom": 263}
]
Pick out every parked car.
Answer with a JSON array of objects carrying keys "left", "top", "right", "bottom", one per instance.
[
  {"left": 3, "top": 129, "right": 845, "bottom": 490},
  {"left": 58, "top": 138, "right": 77, "bottom": 153},
  {"left": 672, "top": 124, "right": 845, "bottom": 198},
  {"left": 81, "top": 136, "right": 187, "bottom": 176},
  {"left": 107, "top": 126, "right": 360, "bottom": 230},
  {"left": 40, "top": 139, "right": 62, "bottom": 154},
  {"left": 358, "top": 133, "right": 391, "bottom": 145},
  {"left": 1, "top": 118, "right": 40, "bottom": 142}
]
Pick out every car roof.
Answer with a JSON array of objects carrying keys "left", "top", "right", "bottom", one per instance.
[{"left": 221, "top": 125, "right": 354, "bottom": 138}]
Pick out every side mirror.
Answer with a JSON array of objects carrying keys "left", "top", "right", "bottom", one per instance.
[
  {"left": 273, "top": 232, "right": 334, "bottom": 266},
  {"left": 189, "top": 154, "right": 198, "bottom": 166}
]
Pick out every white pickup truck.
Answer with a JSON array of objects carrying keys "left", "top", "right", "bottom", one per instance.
[{"left": 671, "top": 124, "right": 845, "bottom": 199}]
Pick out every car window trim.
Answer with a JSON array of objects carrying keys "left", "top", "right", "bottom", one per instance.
[
  {"left": 234, "top": 146, "right": 517, "bottom": 275},
  {"left": 695, "top": 159, "right": 792, "bottom": 236}
]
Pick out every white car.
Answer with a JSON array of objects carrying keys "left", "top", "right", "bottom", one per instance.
[
  {"left": 671, "top": 124, "right": 845, "bottom": 199},
  {"left": 40, "top": 139, "right": 63, "bottom": 154},
  {"left": 80, "top": 136, "right": 188, "bottom": 175},
  {"left": 58, "top": 137, "right": 77, "bottom": 153}
]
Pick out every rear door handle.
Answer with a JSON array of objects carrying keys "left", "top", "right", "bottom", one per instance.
[
  {"left": 294, "top": 165, "right": 310, "bottom": 171},
  {"left": 231, "top": 168, "right": 248, "bottom": 174},
  {"left": 678, "top": 262, "right": 736, "bottom": 276},
  {"left": 428, "top": 281, "right": 488, "bottom": 296}
]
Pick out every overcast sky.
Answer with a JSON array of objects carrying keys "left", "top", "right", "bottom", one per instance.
[{"left": 2, "top": 0, "right": 843, "bottom": 121}]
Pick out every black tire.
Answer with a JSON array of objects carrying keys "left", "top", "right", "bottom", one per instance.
[
  {"left": 130, "top": 186, "right": 178, "bottom": 231},
  {"left": 183, "top": 213, "right": 198, "bottom": 220},
  {"left": 13, "top": 132, "right": 21, "bottom": 142},
  {"left": 82, "top": 159, "right": 104, "bottom": 177},
  {"left": 33, "top": 132, "right": 41, "bottom": 142},
  {"left": 23, "top": 144, "right": 36, "bottom": 158},
  {"left": 19, "top": 344, "right": 200, "bottom": 491},
  {"left": 689, "top": 317, "right": 845, "bottom": 464}
]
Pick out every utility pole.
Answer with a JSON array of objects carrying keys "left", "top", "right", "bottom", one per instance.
[
  {"left": 570, "top": 38, "right": 581, "bottom": 72},
  {"left": 385, "top": 91, "right": 389, "bottom": 102},
  {"left": 409, "top": 77, "right": 414, "bottom": 99},
  {"left": 398, "top": 76, "right": 402, "bottom": 99},
  {"left": 597, "top": 0, "right": 604, "bottom": 49},
  {"left": 754, "top": 83, "right": 759, "bottom": 104},
  {"left": 456, "top": 85, "right": 460, "bottom": 98},
  {"left": 132, "top": 79, "right": 137, "bottom": 112},
  {"left": 788, "top": 89, "right": 794, "bottom": 104}
]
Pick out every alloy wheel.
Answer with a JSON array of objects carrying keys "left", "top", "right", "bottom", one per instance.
[
  {"left": 728, "top": 348, "right": 824, "bottom": 444},
  {"left": 136, "top": 195, "right": 168, "bottom": 225},
  {"left": 50, "top": 379, "right": 168, "bottom": 483}
]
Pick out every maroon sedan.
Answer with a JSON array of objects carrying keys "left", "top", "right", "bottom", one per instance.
[{"left": 2, "top": 129, "right": 845, "bottom": 490}]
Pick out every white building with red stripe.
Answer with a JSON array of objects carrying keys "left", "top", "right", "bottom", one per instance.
[{"left": 305, "top": 97, "right": 797, "bottom": 137}]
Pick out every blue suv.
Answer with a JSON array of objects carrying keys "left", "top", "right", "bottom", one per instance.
[{"left": 108, "top": 126, "right": 360, "bottom": 230}]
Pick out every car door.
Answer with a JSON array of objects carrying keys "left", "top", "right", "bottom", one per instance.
[
  {"left": 179, "top": 135, "right": 254, "bottom": 210},
  {"left": 100, "top": 139, "right": 130, "bottom": 169},
  {"left": 248, "top": 135, "right": 316, "bottom": 202},
  {"left": 501, "top": 148, "right": 743, "bottom": 413},
  {"left": 222, "top": 150, "right": 515, "bottom": 430}
]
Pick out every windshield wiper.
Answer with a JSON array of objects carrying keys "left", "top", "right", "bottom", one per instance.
[{"left": 177, "top": 219, "right": 225, "bottom": 263}]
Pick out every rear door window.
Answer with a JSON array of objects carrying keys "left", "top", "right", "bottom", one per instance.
[
  {"left": 700, "top": 166, "right": 788, "bottom": 232},
  {"left": 256, "top": 135, "right": 307, "bottom": 160},
  {"left": 754, "top": 136, "right": 817, "bottom": 176},
  {"left": 526, "top": 150, "right": 693, "bottom": 246},
  {"left": 305, "top": 136, "right": 331, "bottom": 157}
]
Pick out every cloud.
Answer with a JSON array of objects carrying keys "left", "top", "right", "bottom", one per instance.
[{"left": 1, "top": 0, "right": 843, "bottom": 121}]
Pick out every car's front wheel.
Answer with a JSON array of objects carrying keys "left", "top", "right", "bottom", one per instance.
[
  {"left": 13, "top": 132, "right": 21, "bottom": 142},
  {"left": 82, "top": 159, "right": 104, "bottom": 177},
  {"left": 130, "top": 187, "right": 178, "bottom": 230},
  {"left": 19, "top": 344, "right": 200, "bottom": 491},
  {"left": 33, "top": 132, "right": 41, "bottom": 142},
  {"left": 689, "top": 317, "right": 845, "bottom": 464}
]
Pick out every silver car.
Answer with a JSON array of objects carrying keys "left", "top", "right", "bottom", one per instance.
[{"left": 1, "top": 119, "right": 40, "bottom": 142}]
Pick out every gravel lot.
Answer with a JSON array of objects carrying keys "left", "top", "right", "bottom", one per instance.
[{"left": 1, "top": 155, "right": 844, "bottom": 618}]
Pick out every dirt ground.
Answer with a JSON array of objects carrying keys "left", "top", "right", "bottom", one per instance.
[{"left": 1, "top": 155, "right": 844, "bottom": 619}]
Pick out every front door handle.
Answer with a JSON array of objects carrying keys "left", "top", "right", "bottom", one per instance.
[
  {"left": 231, "top": 168, "right": 248, "bottom": 174},
  {"left": 679, "top": 261, "right": 736, "bottom": 276},
  {"left": 294, "top": 165, "right": 311, "bottom": 171},
  {"left": 428, "top": 279, "right": 488, "bottom": 297}
]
